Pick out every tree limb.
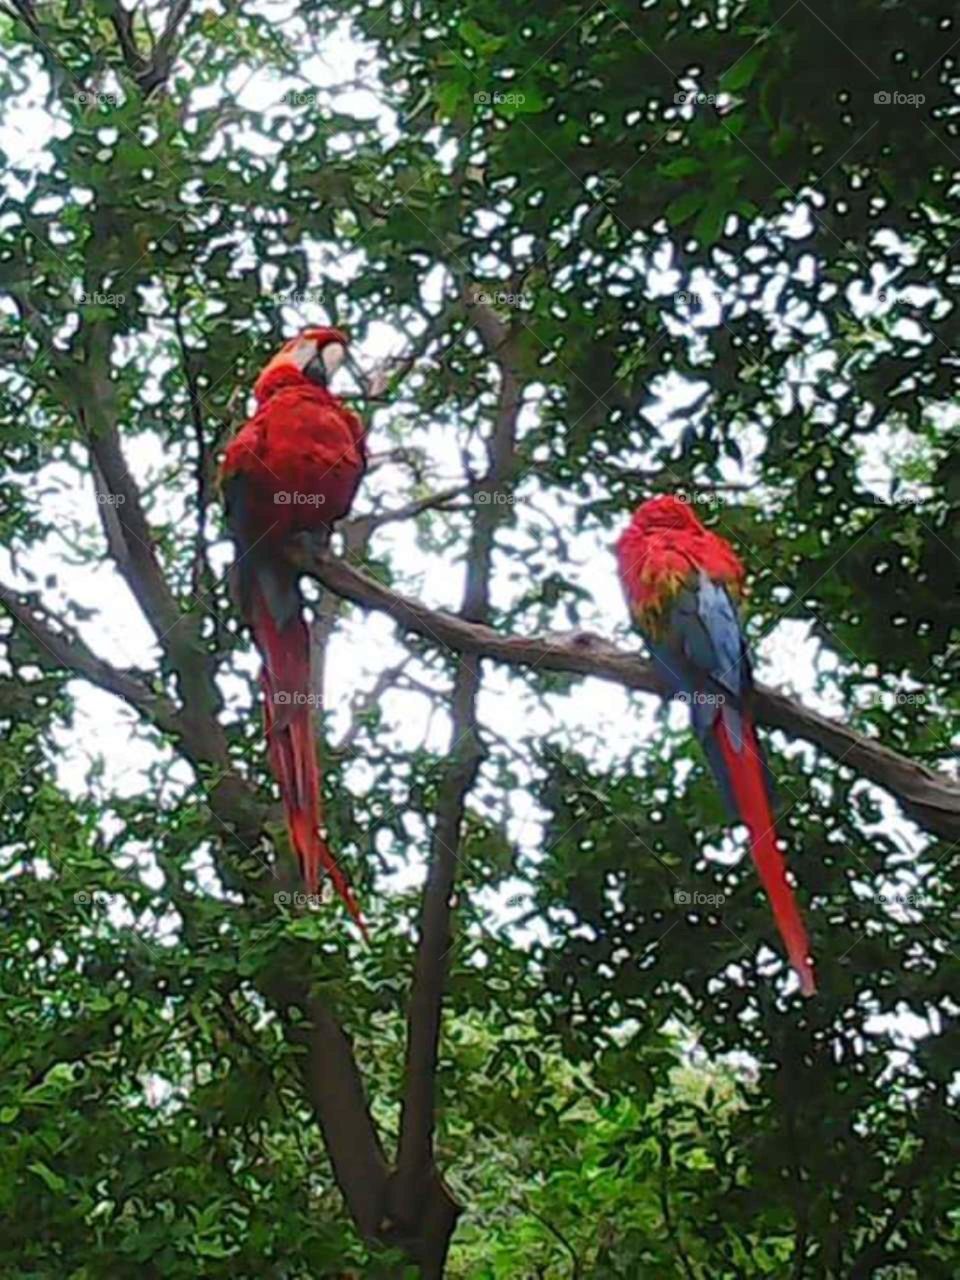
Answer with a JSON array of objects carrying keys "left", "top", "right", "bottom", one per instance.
[
  {"left": 170, "top": 294, "right": 215, "bottom": 595},
  {"left": 0, "top": 571, "right": 400, "bottom": 1248},
  {"left": 139, "top": 0, "right": 190, "bottom": 95},
  {"left": 0, "top": 578, "right": 182, "bottom": 737},
  {"left": 341, "top": 483, "right": 475, "bottom": 546},
  {"left": 525, "top": 1204, "right": 583, "bottom": 1280},
  {"left": 300, "top": 555, "right": 960, "bottom": 843},
  {"left": 384, "top": 292, "right": 524, "bottom": 1275}
]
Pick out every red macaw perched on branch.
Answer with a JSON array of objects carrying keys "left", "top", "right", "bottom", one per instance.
[
  {"left": 220, "top": 327, "right": 367, "bottom": 933},
  {"left": 616, "top": 495, "right": 815, "bottom": 996}
]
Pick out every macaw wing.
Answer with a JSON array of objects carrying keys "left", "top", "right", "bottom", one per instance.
[
  {"left": 221, "top": 468, "right": 301, "bottom": 631},
  {"left": 691, "top": 572, "right": 751, "bottom": 710},
  {"left": 688, "top": 573, "right": 777, "bottom": 817},
  {"left": 637, "top": 572, "right": 759, "bottom": 818},
  {"left": 638, "top": 573, "right": 749, "bottom": 706}
]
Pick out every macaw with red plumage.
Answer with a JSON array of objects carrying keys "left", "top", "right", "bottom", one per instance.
[
  {"left": 220, "top": 327, "right": 367, "bottom": 933},
  {"left": 616, "top": 495, "right": 815, "bottom": 995}
]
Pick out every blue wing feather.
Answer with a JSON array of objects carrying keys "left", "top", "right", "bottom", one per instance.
[{"left": 634, "top": 572, "right": 763, "bottom": 819}]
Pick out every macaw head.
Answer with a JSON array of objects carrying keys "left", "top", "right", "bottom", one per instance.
[
  {"left": 254, "top": 327, "right": 350, "bottom": 401},
  {"left": 617, "top": 492, "right": 745, "bottom": 615},
  {"left": 616, "top": 495, "right": 707, "bottom": 614},
  {"left": 628, "top": 494, "right": 704, "bottom": 533}
]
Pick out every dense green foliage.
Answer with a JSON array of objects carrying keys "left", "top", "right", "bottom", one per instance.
[{"left": 0, "top": 0, "right": 957, "bottom": 1275}]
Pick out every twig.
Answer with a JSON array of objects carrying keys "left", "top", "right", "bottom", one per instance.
[
  {"left": 658, "top": 1129, "right": 699, "bottom": 1280},
  {"left": 170, "top": 296, "right": 214, "bottom": 594},
  {"left": 526, "top": 1204, "right": 583, "bottom": 1279},
  {"left": 341, "top": 483, "right": 476, "bottom": 550}
]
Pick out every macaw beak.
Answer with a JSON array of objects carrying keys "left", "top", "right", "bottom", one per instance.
[
  {"left": 320, "top": 341, "right": 347, "bottom": 382},
  {"left": 257, "top": 335, "right": 318, "bottom": 385},
  {"left": 254, "top": 328, "right": 352, "bottom": 399}
]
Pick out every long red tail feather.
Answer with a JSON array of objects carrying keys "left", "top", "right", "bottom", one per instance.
[
  {"left": 251, "top": 593, "right": 367, "bottom": 938},
  {"left": 715, "top": 716, "right": 815, "bottom": 996}
]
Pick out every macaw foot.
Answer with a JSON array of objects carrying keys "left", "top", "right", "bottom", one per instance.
[{"left": 292, "top": 528, "right": 332, "bottom": 559}]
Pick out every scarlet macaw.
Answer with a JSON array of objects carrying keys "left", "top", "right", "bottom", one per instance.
[
  {"left": 616, "top": 495, "right": 815, "bottom": 995},
  {"left": 220, "top": 327, "right": 367, "bottom": 932}
]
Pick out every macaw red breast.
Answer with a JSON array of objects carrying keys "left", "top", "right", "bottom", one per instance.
[{"left": 221, "top": 367, "right": 366, "bottom": 544}]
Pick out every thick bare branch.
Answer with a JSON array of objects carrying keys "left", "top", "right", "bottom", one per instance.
[
  {"left": 384, "top": 293, "right": 525, "bottom": 1273},
  {"left": 254, "top": 978, "right": 393, "bottom": 1241},
  {"left": 109, "top": 2, "right": 148, "bottom": 78},
  {"left": 112, "top": 0, "right": 190, "bottom": 96},
  {"left": 65, "top": 317, "right": 226, "bottom": 744},
  {"left": 71, "top": 322, "right": 182, "bottom": 640},
  {"left": 302, "top": 555, "right": 960, "bottom": 843}
]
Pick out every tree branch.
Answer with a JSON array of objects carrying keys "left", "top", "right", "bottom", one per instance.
[
  {"left": 109, "top": 1, "right": 148, "bottom": 79},
  {"left": 276, "top": 985, "right": 392, "bottom": 1239},
  {"left": 0, "top": 572, "right": 400, "bottom": 1250},
  {"left": 341, "top": 483, "right": 475, "bottom": 546},
  {"left": 170, "top": 294, "right": 214, "bottom": 595},
  {"left": 0, "top": 579, "right": 182, "bottom": 737},
  {"left": 382, "top": 292, "right": 524, "bottom": 1275},
  {"left": 300, "top": 555, "right": 960, "bottom": 843},
  {"left": 525, "top": 1204, "right": 583, "bottom": 1280},
  {"left": 140, "top": 0, "right": 190, "bottom": 95},
  {"left": 68, "top": 316, "right": 226, "bottom": 748}
]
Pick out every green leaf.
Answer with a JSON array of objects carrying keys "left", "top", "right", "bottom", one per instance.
[
  {"left": 435, "top": 78, "right": 468, "bottom": 119},
  {"left": 665, "top": 191, "right": 704, "bottom": 225},
  {"left": 693, "top": 196, "right": 730, "bottom": 243},
  {"left": 29, "top": 1162, "right": 67, "bottom": 1194},
  {"left": 659, "top": 157, "right": 705, "bottom": 179},
  {"left": 457, "top": 19, "right": 506, "bottom": 55},
  {"left": 720, "top": 46, "right": 766, "bottom": 92}
]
